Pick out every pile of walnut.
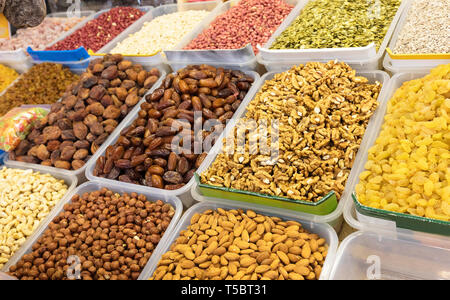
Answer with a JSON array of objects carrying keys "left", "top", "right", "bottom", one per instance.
[
  {"left": 10, "top": 54, "right": 160, "bottom": 171},
  {"left": 201, "top": 61, "right": 381, "bottom": 202}
]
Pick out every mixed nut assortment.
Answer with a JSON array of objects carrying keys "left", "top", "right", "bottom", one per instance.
[
  {"left": 7, "top": 188, "right": 175, "bottom": 280},
  {"left": 93, "top": 65, "right": 254, "bottom": 190},
  {"left": 0, "top": 167, "right": 69, "bottom": 269},
  {"left": 150, "top": 208, "right": 328, "bottom": 280},
  {"left": 1, "top": 0, "right": 449, "bottom": 282},
  {"left": 10, "top": 54, "right": 160, "bottom": 170},
  {"left": 202, "top": 61, "right": 381, "bottom": 202}
]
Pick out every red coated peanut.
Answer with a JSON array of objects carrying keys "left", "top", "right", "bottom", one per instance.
[
  {"left": 184, "top": 0, "right": 293, "bottom": 53},
  {"left": 47, "top": 7, "right": 145, "bottom": 52}
]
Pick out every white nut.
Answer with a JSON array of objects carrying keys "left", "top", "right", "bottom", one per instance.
[{"left": 0, "top": 167, "right": 68, "bottom": 268}]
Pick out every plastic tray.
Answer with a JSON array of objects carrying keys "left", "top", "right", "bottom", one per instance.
[
  {"left": 258, "top": 0, "right": 409, "bottom": 70},
  {"left": 28, "top": 7, "right": 153, "bottom": 63},
  {"left": 5, "top": 66, "right": 166, "bottom": 184},
  {"left": 1, "top": 180, "right": 183, "bottom": 280},
  {"left": 85, "top": 69, "right": 261, "bottom": 209},
  {"left": 97, "top": 1, "right": 220, "bottom": 67},
  {"left": 384, "top": 0, "right": 450, "bottom": 72},
  {"left": 0, "top": 11, "right": 95, "bottom": 73},
  {"left": 0, "top": 161, "right": 78, "bottom": 272},
  {"left": 342, "top": 71, "right": 450, "bottom": 236},
  {"left": 140, "top": 201, "right": 339, "bottom": 280},
  {"left": 0, "top": 272, "right": 16, "bottom": 280},
  {"left": 329, "top": 229, "right": 450, "bottom": 280},
  {"left": 191, "top": 68, "right": 391, "bottom": 230},
  {"left": 164, "top": 0, "right": 299, "bottom": 67}
]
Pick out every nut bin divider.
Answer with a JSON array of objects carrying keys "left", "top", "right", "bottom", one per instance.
[
  {"left": 4, "top": 65, "right": 167, "bottom": 184},
  {"left": 165, "top": 0, "right": 300, "bottom": 64},
  {"left": 0, "top": 162, "right": 78, "bottom": 272},
  {"left": 191, "top": 68, "right": 391, "bottom": 228},
  {"left": 85, "top": 69, "right": 261, "bottom": 208},
  {"left": 258, "top": 0, "right": 409, "bottom": 65},
  {"left": 1, "top": 180, "right": 183, "bottom": 281},
  {"left": 140, "top": 201, "right": 339, "bottom": 280}
]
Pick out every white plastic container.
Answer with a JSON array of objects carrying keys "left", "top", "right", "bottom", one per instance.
[
  {"left": 338, "top": 178, "right": 450, "bottom": 279},
  {"left": 258, "top": 0, "right": 409, "bottom": 71},
  {"left": 99, "top": 2, "right": 221, "bottom": 67},
  {"left": 0, "top": 161, "right": 78, "bottom": 272},
  {"left": 0, "top": 272, "right": 16, "bottom": 280},
  {"left": 342, "top": 70, "right": 450, "bottom": 236},
  {"left": 140, "top": 201, "right": 339, "bottom": 280},
  {"left": 85, "top": 69, "right": 261, "bottom": 208},
  {"left": 383, "top": 0, "right": 450, "bottom": 74},
  {"left": 5, "top": 66, "right": 166, "bottom": 184},
  {"left": 191, "top": 67, "right": 391, "bottom": 231},
  {"left": 0, "top": 11, "right": 95, "bottom": 73},
  {"left": 1, "top": 180, "right": 183, "bottom": 280},
  {"left": 164, "top": 0, "right": 299, "bottom": 71},
  {"left": 329, "top": 228, "right": 450, "bottom": 280}
]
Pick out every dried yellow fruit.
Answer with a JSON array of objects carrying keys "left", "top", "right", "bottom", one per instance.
[{"left": 356, "top": 64, "right": 450, "bottom": 222}]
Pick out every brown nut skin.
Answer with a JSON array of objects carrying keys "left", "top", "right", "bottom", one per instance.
[{"left": 7, "top": 188, "right": 175, "bottom": 280}]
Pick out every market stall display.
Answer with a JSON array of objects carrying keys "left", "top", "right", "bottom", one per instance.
[
  {"left": 9, "top": 55, "right": 161, "bottom": 172},
  {"left": 0, "top": 0, "right": 449, "bottom": 282},
  {"left": 0, "top": 63, "right": 79, "bottom": 117}
]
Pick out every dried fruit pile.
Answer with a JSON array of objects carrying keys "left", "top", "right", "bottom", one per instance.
[
  {"left": 93, "top": 65, "right": 254, "bottom": 190},
  {"left": 10, "top": 55, "right": 160, "bottom": 170}
]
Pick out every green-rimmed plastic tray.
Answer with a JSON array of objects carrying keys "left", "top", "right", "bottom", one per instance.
[
  {"left": 352, "top": 193, "right": 450, "bottom": 236},
  {"left": 195, "top": 173, "right": 338, "bottom": 215}
]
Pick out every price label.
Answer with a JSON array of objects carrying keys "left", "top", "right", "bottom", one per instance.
[{"left": 0, "top": 13, "right": 11, "bottom": 39}]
